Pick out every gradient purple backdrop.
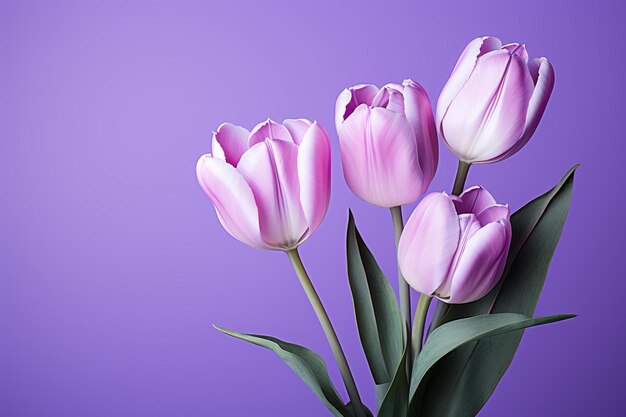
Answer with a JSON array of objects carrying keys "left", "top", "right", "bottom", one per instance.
[{"left": 1, "top": 1, "right": 623, "bottom": 416}]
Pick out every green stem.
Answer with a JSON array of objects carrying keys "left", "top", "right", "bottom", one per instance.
[
  {"left": 411, "top": 295, "right": 432, "bottom": 355},
  {"left": 428, "top": 301, "right": 448, "bottom": 337},
  {"left": 286, "top": 249, "right": 367, "bottom": 417},
  {"left": 390, "top": 207, "right": 412, "bottom": 362},
  {"left": 452, "top": 160, "right": 472, "bottom": 196},
  {"left": 430, "top": 160, "right": 472, "bottom": 336}
]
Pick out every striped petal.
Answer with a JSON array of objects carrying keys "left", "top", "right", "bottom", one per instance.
[
  {"left": 297, "top": 123, "right": 331, "bottom": 235},
  {"left": 237, "top": 139, "right": 308, "bottom": 249},
  {"left": 449, "top": 220, "right": 511, "bottom": 303},
  {"left": 283, "top": 118, "right": 313, "bottom": 145},
  {"left": 403, "top": 79, "right": 439, "bottom": 183},
  {"left": 335, "top": 84, "right": 379, "bottom": 132},
  {"left": 211, "top": 123, "right": 250, "bottom": 166},
  {"left": 441, "top": 49, "right": 534, "bottom": 163},
  {"left": 338, "top": 105, "right": 423, "bottom": 207},
  {"left": 436, "top": 36, "right": 502, "bottom": 129},
  {"left": 398, "top": 193, "right": 460, "bottom": 295},
  {"left": 493, "top": 57, "right": 555, "bottom": 162},
  {"left": 196, "top": 155, "right": 264, "bottom": 248},
  {"left": 454, "top": 186, "right": 498, "bottom": 215},
  {"left": 248, "top": 118, "right": 294, "bottom": 149}
]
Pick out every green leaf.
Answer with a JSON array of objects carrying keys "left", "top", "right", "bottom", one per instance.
[
  {"left": 214, "top": 325, "right": 353, "bottom": 417},
  {"left": 374, "top": 383, "right": 390, "bottom": 412},
  {"left": 413, "top": 165, "right": 578, "bottom": 417},
  {"left": 377, "top": 344, "right": 409, "bottom": 417},
  {"left": 408, "top": 313, "right": 575, "bottom": 407},
  {"left": 346, "top": 211, "right": 404, "bottom": 385},
  {"left": 346, "top": 403, "right": 374, "bottom": 417}
]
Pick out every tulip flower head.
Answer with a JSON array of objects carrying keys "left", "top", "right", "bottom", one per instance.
[
  {"left": 437, "top": 36, "right": 555, "bottom": 164},
  {"left": 398, "top": 186, "right": 512, "bottom": 304},
  {"left": 196, "top": 118, "right": 331, "bottom": 250},
  {"left": 335, "top": 80, "right": 438, "bottom": 207}
]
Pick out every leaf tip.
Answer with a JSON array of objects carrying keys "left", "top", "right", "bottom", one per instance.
[
  {"left": 212, "top": 324, "right": 227, "bottom": 333},
  {"left": 565, "top": 164, "right": 581, "bottom": 178}
]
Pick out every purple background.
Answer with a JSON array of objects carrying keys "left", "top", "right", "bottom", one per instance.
[{"left": 1, "top": 1, "right": 623, "bottom": 416}]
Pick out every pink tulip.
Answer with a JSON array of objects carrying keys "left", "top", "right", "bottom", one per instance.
[
  {"left": 335, "top": 80, "right": 438, "bottom": 207},
  {"left": 398, "top": 186, "right": 512, "bottom": 304},
  {"left": 437, "top": 36, "right": 555, "bottom": 164},
  {"left": 196, "top": 118, "right": 331, "bottom": 250}
]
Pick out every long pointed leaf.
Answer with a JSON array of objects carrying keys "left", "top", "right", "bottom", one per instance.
[
  {"left": 214, "top": 325, "right": 353, "bottom": 417},
  {"left": 377, "top": 345, "right": 409, "bottom": 417},
  {"left": 346, "top": 211, "right": 404, "bottom": 385},
  {"left": 408, "top": 314, "right": 575, "bottom": 403}
]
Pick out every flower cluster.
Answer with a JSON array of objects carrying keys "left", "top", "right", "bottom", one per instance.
[{"left": 195, "top": 36, "right": 571, "bottom": 417}]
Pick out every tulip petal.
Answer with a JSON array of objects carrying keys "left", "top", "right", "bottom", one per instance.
[
  {"left": 454, "top": 186, "right": 497, "bottom": 214},
  {"left": 248, "top": 119, "right": 294, "bottom": 148},
  {"left": 211, "top": 123, "right": 251, "bottom": 166},
  {"left": 494, "top": 57, "right": 555, "bottom": 162},
  {"left": 371, "top": 87, "right": 389, "bottom": 108},
  {"left": 371, "top": 85, "right": 405, "bottom": 114},
  {"left": 335, "top": 84, "right": 380, "bottom": 132},
  {"left": 435, "top": 213, "right": 482, "bottom": 299},
  {"left": 383, "top": 82, "right": 404, "bottom": 93},
  {"left": 283, "top": 118, "right": 313, "bottom": 145},
  {"left": 211, "top": 134, "right": 226, "bottom": 161},
  {"left": 441, "top": 50, "right": 534, "bottom": 163},
  {"left": 524, "top": 58, "right": 555, "bottom": 138},
  {"left": 448, "top": 220, "right": 511, "bottom": 303},
  {"left": 398, "top": 193, "right": 460, "bottom": 295},
  {"left": 501, "top": 43, "right": 529, "bottom": 62},
  {"left": 385, "top": 88, "right": 406, "bottom": 114},
  {"left": 403, "top": 79, "right": 439, "bottom": 183},
  {"left": 196, "top": 155, "right": 264, "bottom": 248},
  {"left": 476, "top": 204, "right": 510, "bottom": 225},
  {"left": 297, "top": 123, "right": 331, "bottom": 234},
  {"left": 436, "top": 36, "right": 502, "bottom": 128},
  {"left": 335, "top": 89, "right": 353, "bottom": 133},
  {"left": 338, "top": 105, "right": 423, "bottom": 207},
  {"left": 237, "top": 139, "right": 308, "bottom": 249}
]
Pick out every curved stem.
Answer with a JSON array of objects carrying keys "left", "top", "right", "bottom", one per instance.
[
  {"left": 390, "top": 207, "right": 412, "bottom": 341},
  {"left": 286, "top": 249, "right": 367, "bottom": 417},
  {"left": 411, "top": 295, "right": 432, "bottom": 356}
]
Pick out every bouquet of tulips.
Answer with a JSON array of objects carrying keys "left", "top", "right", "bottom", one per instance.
[{"left": 196, "top": 36, "right": 576, "bottom": 417}]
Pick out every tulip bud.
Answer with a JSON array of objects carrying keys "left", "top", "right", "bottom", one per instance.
[
  {"left": 437, "top": 36, "right": 555, "bottom": 164},
  {"left": 335, "top": 80, "right": 438, "bottom": 207},
  {"left": 398, "top": 186, "right": 511, "bottom": 304},
  {"left": 196, "top": 118, "right": 331, "bottom": 250}
]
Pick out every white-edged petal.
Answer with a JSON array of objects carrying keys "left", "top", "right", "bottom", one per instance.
[
  {"left": 211, "top": 123, "right": 250, "bottom": 166},
  {"left": 297, "top": 122, "right": 331, "bottom": 235},
  {"left": 237, "top": 139, "right": 308, "bottom": 249},
  {"left": 436, "top": 36, "right": 502, "bottom": 130},
  {"left": 403, "top": 79, "right": 439, "bottom": 183},
  {"left": 248, "top": 118, "right": 294, "bottom": 148},
  {"left": 196, "top": 154, "right": 264, "bottom": 248},
  {"left": 441, "top": 50, "right": 534, "bottom": 162},
  {"left": 283, "top": 118, "right": 313, "bottom": 145},
  {"left": 491, "top": 57, "right": 555, "bottom": 162},
  {"left": 398, "top": 193, "right": 460, "bottom": 295},
  {"left": 448, "top": 220, "right": 511, "bottom": 303},
  {"left": 338, "top": 105, "right": 423, "bottom": 207}
]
